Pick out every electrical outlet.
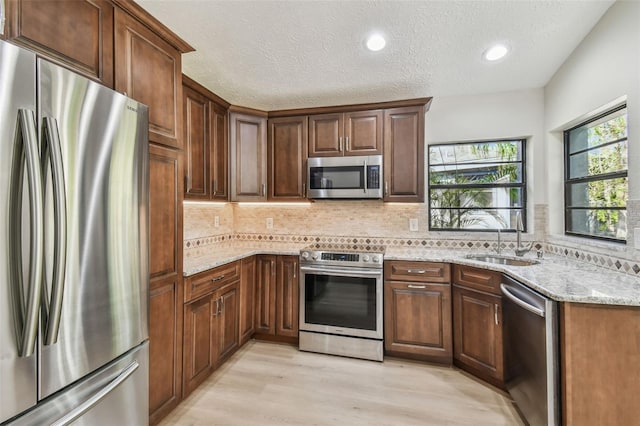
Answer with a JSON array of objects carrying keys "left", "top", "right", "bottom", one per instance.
[
  {"left": 214, "top": 216, "right": 219, "bottom": 227},
  {"left": 409, "top": 218, "right": 419, "bottom": 232},
  {"left": 266, "top": 218, "right": 273, "bottom": 229}
]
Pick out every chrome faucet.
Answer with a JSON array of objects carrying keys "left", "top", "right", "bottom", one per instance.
[
  {"left": 495, "top": 228, "right": 502, "bottom": 255},
  {"left": 515, "top": 212, "right": 534, "bottom": 257}
]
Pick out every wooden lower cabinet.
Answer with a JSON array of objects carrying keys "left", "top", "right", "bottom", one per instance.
[
  {"left": 384, "top": 281, "right": 452, "bottom": 363},
  {"left": 149, "top": 275, "right": 183, "bottom": 425},
  {"left": 384, "top": 261, "right": 452, "bottom": 363},
  {"left": 561, "top": 302, "right": 640, "bottom": 425},
  {"left": 182, "top": 293, "right": 215, "bottom": 396},
  {"left": 255, "top": 255, "right": 299, "bottom": 342},
  {"left": 452, "top": 285, "right": 504, "bottom": 387},
  {"left": 276, "top": 256, "right": 299, "bottom": 337},
  {"left": 182, "top": 266, "right": 240, "bottom": 398},
  {"left": 239, "top": 256, "right": 256, "bottom": 345}
]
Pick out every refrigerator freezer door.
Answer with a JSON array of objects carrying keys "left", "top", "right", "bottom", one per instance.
[
  {"left": 0, "top": 40, "right": 39, "bottom": 424},
  {"left": 37, "top": 59, "right": 149, "bottom": 399},
  {"left": 9, "top": 342, "right": 149, "bottom": 426}
]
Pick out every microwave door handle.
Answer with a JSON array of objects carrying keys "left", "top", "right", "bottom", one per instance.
[{"left": 363, "top": 159, "right": 367, "bottom": 193}]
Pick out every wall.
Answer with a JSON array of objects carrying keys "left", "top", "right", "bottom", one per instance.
[{"left": 544, "top": 0, "right": 640, "bottom": 258}]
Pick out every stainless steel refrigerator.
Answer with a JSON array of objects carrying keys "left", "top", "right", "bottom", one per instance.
[{"left": 0, "top": 39, "right": 149, "bottom": 425}]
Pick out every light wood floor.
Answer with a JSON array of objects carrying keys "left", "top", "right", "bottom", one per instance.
[{"left": 160, "top": 341, "right": 524, "bottom": 425}]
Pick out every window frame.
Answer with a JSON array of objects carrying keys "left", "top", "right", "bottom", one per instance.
[
  {"left": 427, "top": 138, "right": 527, "bottom": 232},
  {"left": 563, "top": 104, "right": 628, "bottom": 243}
]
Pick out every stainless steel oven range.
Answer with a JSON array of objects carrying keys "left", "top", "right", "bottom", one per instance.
[{"left": 299, "top": 245, "right": 384, "bottom": 361}]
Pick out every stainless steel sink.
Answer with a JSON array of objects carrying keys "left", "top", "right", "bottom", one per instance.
[{"left": 465, "top": 254, "right": 539, "bottom": 266}]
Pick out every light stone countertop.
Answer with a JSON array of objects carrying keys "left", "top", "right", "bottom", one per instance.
[{"left": 184, "top": 242, "right": 640, "bottom": 307}]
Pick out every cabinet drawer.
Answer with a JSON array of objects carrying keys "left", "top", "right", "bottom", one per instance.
[
  {"left": 453, "top": 265, "right": 502, "bottom": 295},
  {"left": 184, "top": 261, "right": 240, "bottom": 302},
  {"left": 385, "top": 261, "right": 450, "bottom": 283}
]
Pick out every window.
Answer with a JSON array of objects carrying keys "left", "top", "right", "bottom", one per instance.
[
  {"left": 428, "top": 139, "right": 526, "bottom": 231},
  {"left": 564, "top": 105, "right": 628, "bottom": 242}
]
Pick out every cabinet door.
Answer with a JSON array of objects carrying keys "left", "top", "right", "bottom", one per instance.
[
  {"left": 308, "top": 113, "right": 343, "bottom": 157},
  {"left": 149, "top": 275, "right": 182, "bottom": 425},
  {"left": 268, "top": 116, "right": 308, "bottom": 200},
  {"left": 276, "top": 256, "right": 299, "bottom": 338},
  {"left": 344, "top": 110, "right": 383, "bottom": 155},
  {"left": 183, "top": 84, "right": 209, "bottom": 199},
  {"left": 255, "top": 255, "right": 277, "bottom": 335},
  {"left": 216, "top": 282, "right": 239, "bottom": 364},
  {"left": 182, "top": 295, "right": 215, "bottom": 397},
  {"left": 239, "top": 257, "right": 256, "bottom": 345},
  {"left": 115, "top": 9, "right": 182, "bottom": 148},
  {"left": 453, "top": 285, "right": 504, "bottom": 384},
  {"left": 211, "top": 102, "right": 229, "bottom": 200},
  {"left": 383, "top": 106, "right": 424, "bottom": 202},
  {"left": 229, "top": 112, "right": 267, "bottom": 201},
  {"left": 6, "top": 0, "right": 114, "bottom": 87},
  {"left": 384, "top": 281, "right": 452, "bottom": 363},
  {"left": 148, "top": 144, "right": 183, "bottom": 281}
]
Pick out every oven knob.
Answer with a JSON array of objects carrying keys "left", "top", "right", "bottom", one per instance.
[
  {"left": 311, "top": 253, "right": 319, "bottom": 260},
  {"left": 301, "top": 251, "right": 309, "bottom": 259},
  {"left": 372, "top": 256, "right": 380, "bottom": 263},
  {"left": 362, "top": 255, "right": 370, "bottom": 262}
]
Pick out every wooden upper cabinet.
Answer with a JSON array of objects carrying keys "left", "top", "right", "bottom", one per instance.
[
  {"left": 383, "top": 106, "right": 425, "bottom": 202},
  {"left": 268, "top": 116, "right": 308, "bottom": 200},
  {"left": 308, "top": 113, "right": 342, "bottom": 156},
  {"left": 308, "top": 110, "right": 382, "bottom": 157},
  {"left": 344, "top": 110, "right": 383, "bottom": 155},
  {"left": 183, "top": 84, "right": 209, "bottom": 198},
  {"left": 229, "top": 111, "right": 267, "bottom": 201},
  {"left": 114, "top": 8, "right": 185, "bottom": 148},
  {"left": 211, "top": 102, "right": 229, "bottom": 200},
  {"left": 182, "top": 76, "right": 229, "bottom": 200},
  {"left": 6, "top": 0, "right": 114, "bottom": 87}
]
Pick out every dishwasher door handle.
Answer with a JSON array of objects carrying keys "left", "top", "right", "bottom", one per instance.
[{"left": 500, "top": 283, "right": 545, "bottom": 317}]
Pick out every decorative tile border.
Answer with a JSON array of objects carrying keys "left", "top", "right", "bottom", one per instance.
[
  {"left": 184, "top": 233, "right": 639, "bottom": 277},
  {"left": 545, "top": 242, "right": 640, "bottom": 276},
  {"left": 183, "top": 233, "right": 234, "bottom": 250}
]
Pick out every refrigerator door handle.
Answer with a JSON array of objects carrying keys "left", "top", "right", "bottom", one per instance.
[
  {"left": 9, "top": 109, "right": 45, "bottom": 357},
  {"left": 49, "top": 360, "right": 140, "bottom": 426},
  {"left": 41, "top": 117, "right": 67, "bottom": 345}
]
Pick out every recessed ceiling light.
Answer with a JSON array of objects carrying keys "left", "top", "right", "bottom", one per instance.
[
  {"left": 483, "top": 44, "right": 509, "bottom": 61},
  {"left": 366, "top": 34, "right": 386, "bottom": 52}
]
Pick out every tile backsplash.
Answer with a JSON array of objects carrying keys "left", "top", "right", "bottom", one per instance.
[{"left": 184, "top": 201, "right": 640, "bottom": 276}]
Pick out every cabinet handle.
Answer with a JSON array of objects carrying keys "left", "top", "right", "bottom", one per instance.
[
  {"left": 220, "top": 297, "right": 225, "bottom": 314},
  {"left": 213, "top": 299, "right": 219, "bottom": 317},
  {"left": 494, "top": 304, "right": 499, "bottom": 325},
  {"left": 184, "top": 176, "right": 189, "bottom": 192},
  {"left": 346, "top": 136, "right": 350, "bottom": 151},
  {"left": 213, "top": 179, "right": 217, "bottom": 195},
  {"left": 407, "top": 269, "right": 426, "bottom": 274},
  {"left": 407, "top": 284, "right": 426, "bottom": 289},
  {"left": 211, "top": 275, "right": 225, "bottom": 282},
  {"left": 338, "top": 137, "right": 343, "bottom": 151},
  {"left": 302, "top": 183, "right": 306, "bottom": 198},
  {"left": 384, "top": 181, "right": 388, "bottom": 196},
  {"left": 261, "top": 183, "right": 266, "bottom": 197}
]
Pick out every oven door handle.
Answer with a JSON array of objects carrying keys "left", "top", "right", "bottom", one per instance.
[{"left": 300, "top": 265, "right": 383, "bottom": 277}]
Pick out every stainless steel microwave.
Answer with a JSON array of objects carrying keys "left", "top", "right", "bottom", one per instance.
[{"left": 307, "top": 155, "right": 383, "bottom": 199}]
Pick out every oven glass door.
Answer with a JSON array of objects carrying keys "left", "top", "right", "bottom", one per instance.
[{"left": 301, "top": 267, "right": 382, "bottom": 339}]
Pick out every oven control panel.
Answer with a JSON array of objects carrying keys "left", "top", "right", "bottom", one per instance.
[{"left": 300, "top": 249, "right": 383, "bottom": 268}]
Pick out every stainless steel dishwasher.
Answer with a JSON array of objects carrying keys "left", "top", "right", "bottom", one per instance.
[{"left": 501, "top": 275, "right": 559, "bottom": 426}]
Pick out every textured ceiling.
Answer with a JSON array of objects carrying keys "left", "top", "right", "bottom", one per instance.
[{"left": 137, "top": 0, "right": 614, "bottom": 111}]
